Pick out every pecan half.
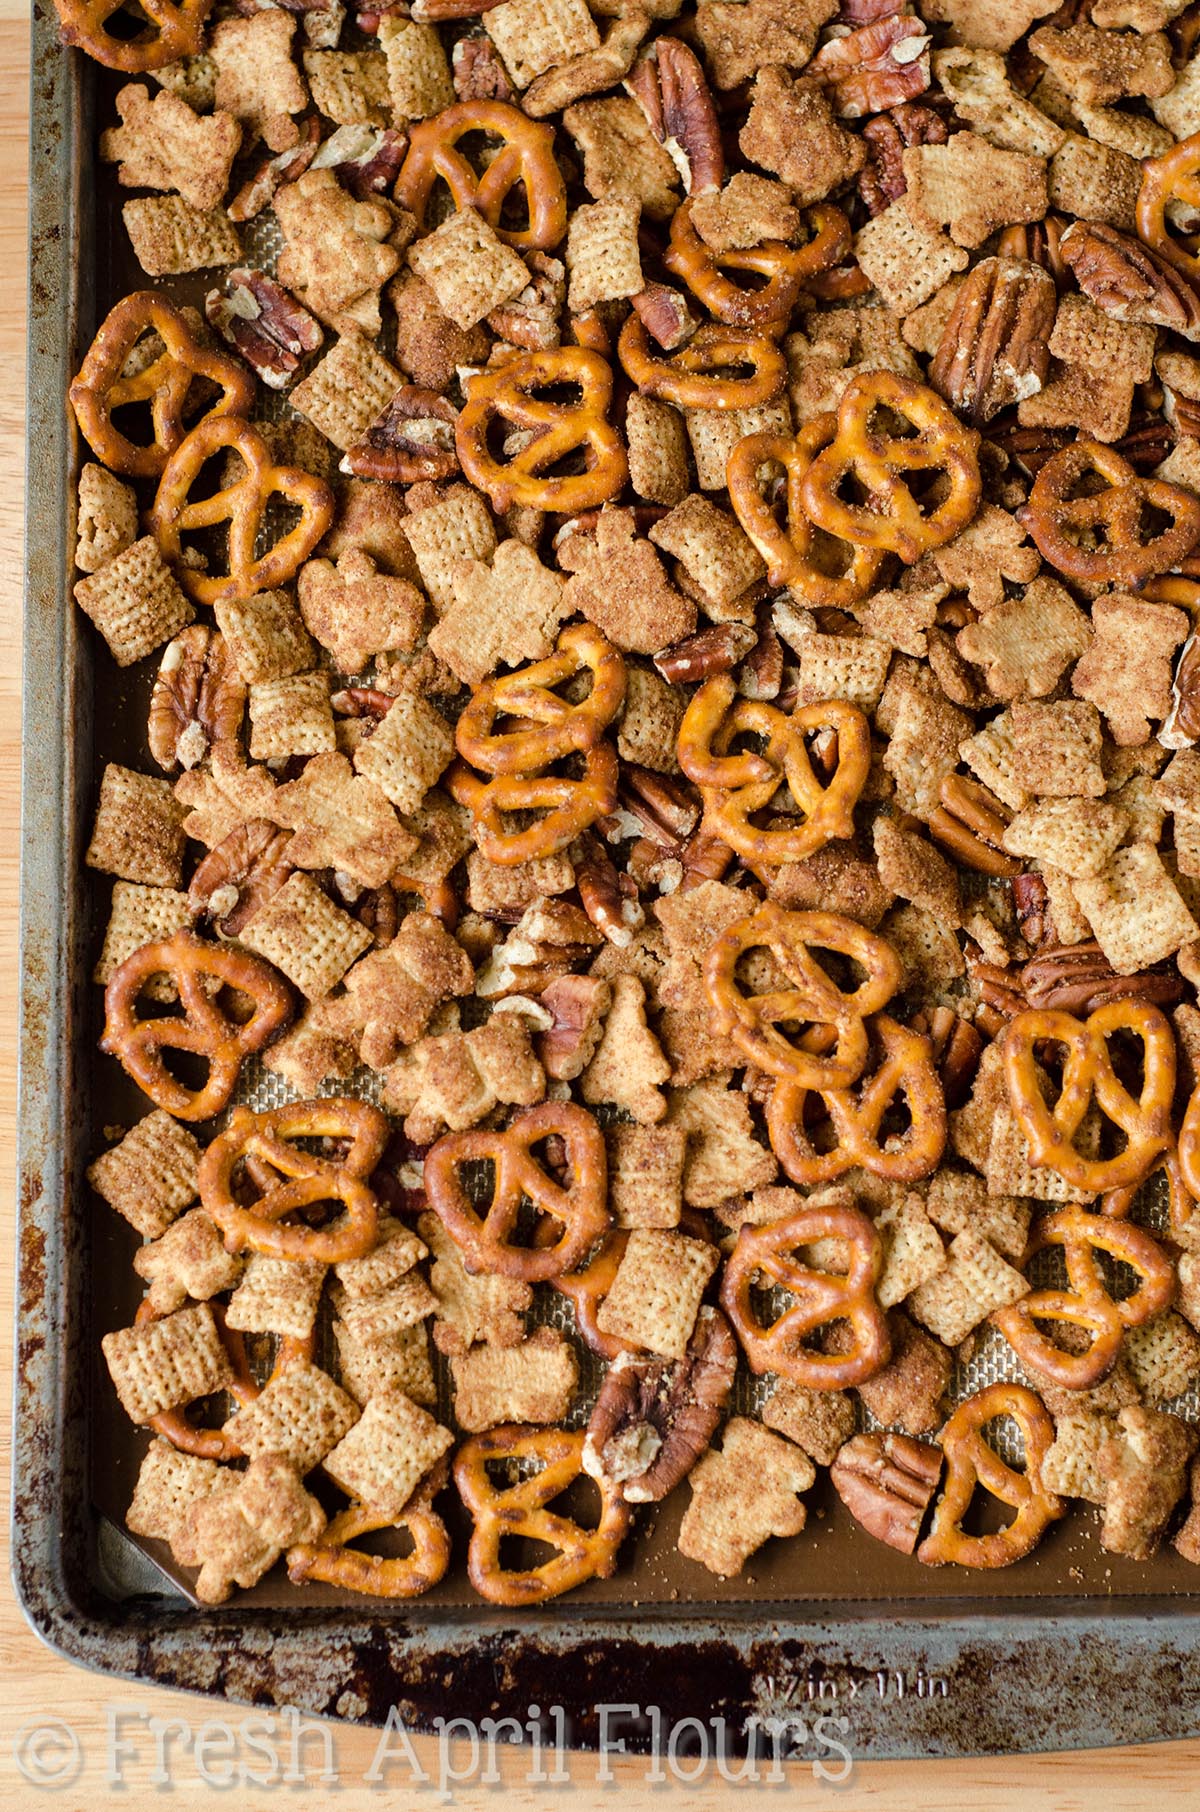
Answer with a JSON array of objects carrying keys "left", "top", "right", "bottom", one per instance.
[
  {"left": 1060, "top": 221, "right": 1200, "bottom": 341},
  {"left": 148, "top": 627, "right": 245, "bottom": 771},
  {"left": 583, "top": 1307, "right": 738, "bottom": 1503},
  {"left": 1163, "top": 634, "right": 1200, "bottom": 749},
  {"left": 341, "top": 387, "right": 459, "bottom": 484},
  {"left": 911, "top": 1005, "right": 985, "bottom": 1108},
  {"left": 1021, "top": 942, "right": 1185, "bottom": 1014},
  {"left": 476, "top": 899, "right": 602, "bottom": 997},
  {"left": 996, "top": 215, "right": 1069, "bottom": 287},
  {"left": 808, "top": 15, "right": 932, "bottom": 118},
  {"left": 627, "top": 36, "right": 724, "bottom": 195},
  {"left": 537, "top": 973, "right": 612, "bottom": 1080},
  {"left": 189, "top": 819, "right": 295, "bottom": 937},
  {"left": 617, "top": 767, "right": 701, "bottom": 847},
  {"left": 1013, "top": 871, "right": 1056, "bottom": 949},
  {"left": 576, "top": 832, "right": 646, "bottom": 945},
  {"left": 859, "top": 101, "right": 948, "bottom": 217},
  {"left": 311, "top": 122, "right": 409, "bottom": 198},
  {"left": 452, "top": 32, "right": 516, "bottom": 100},
  {"left": 680, "top": 828, "right": 734, "bottom": 889},
  {"left": 830, "top": 1432, "right": 942, "bottom": 1554},
  {"left": 930, "top": 256, "right": 1057, "bottom": 426},
  {"left": 654, "top": 620, "right": 758, "bottom": 683},
  {"left": 1115, "top": 412, "right": 1175, "bottom": 472},
  {"left": 487, "top": 253, "right": 566, "bottom": 350},
  {"left": 205, "top": 268, "right": 323, "bottom": 390},
  {"left": 739, "top": 620, "right": 784, "bottom": 701},
  {"left": 631, "top": 281, "right": 697, "bottom": 351},
  {"left": 227, "top": 116, "right": 320, "bottom": 223}
]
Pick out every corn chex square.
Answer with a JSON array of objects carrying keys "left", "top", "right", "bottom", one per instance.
[
  {"left": 1002, "top": 797, "right": 1130, "bottom": 880},
  {"left": 906, "top": 1230, "right": 1028, "bottom": 1345},
  {"left": 93, "top": 882, "right": 190, "bottom": 998},
  {"left": 484, "top": 0, "right": 600, "bottom": 87},
  {"left": 248, "top": 671, "right": 336, "bottom": 761},
  {"left": 226, "top": 1256, "right": 327, "bottom": 1338},
  {"left": 925, "top": 1168, "right": 1031, "bottom": 1262},
  {"left": 290, "top": 335, "right": 404, "bottom": 453},
  {"left": 596, "top": 1228, "right": 719, "bottom": 1359},
  {"left": 625, "top": 394, "right": 690, "bottom": 506},
  {"left": 1048, "top": 134, "right": 1141, "bottom": 229},
  {"left": 127, "top": 1437, "right": 222, "bottom": 1543},
  {"left": 403, "top": 483, "right": 496, "bottom": 609},
  {"left": 122, "top": 195, "right": 241, "bottom": 275},
  {"left": 76, "top": 462, "right": 138, "bottom": 575},
  {"left": 302, "top": 50, "right": 391, "bottom": 126},
  {"left": 1009, "top": 700, "right": 1107, "bottom": 799},
  {"left": 408, "top": 209, "right": 529, "bottom": 331},
  {"left": 335, "top": 1214, "right": 427, "bottom": 1299},
  {"left": 240, "top": 871, "right": 372, "bottom": 998},
  {"left": 321, "top": 1385, "right": 453, "bottom": 1515},
  {"left": 1123, "top": 1310, "right": 1200, "bottom": 1405},
  {"left": 333, "top": 1272, "right": 439, "bottom": 1341},
  {"left": 222, "top": 1361, "right": 360, "bottom": 1473},
  {"left": 686, "top": 400, "right": 790, "bottom": 492},
  {"left": 1042, "top": 1409, "right": 1110, "bottom": 1502},
  {"left": 959, "top": 711, "right": 1030, "bottom": 811},
  {"left": 88, "top": 1109, "right": 202, "bottom": 1240},
  {"left": 74, "top": 535, "right": 194, "bottom": 667},
  {"left": 985, "top": 1102, "right": 1099, "bottom": 1204},
  {"left": 797, "top": 632, "right": 891, "bottom": 713},
  {"left": 86, "top": 763, "right": 187, "bottom": 888},
  {"left": 1073, "top": 842, "right": 1200, "bottom": 974},
  {"left": 214, "top": 590, "right": 315, "bottom": 685},
  {"left": 649, "top": 495, "right": 765, "bottom": 611},
  {"left": 606, "top": 1122, "right": 686, "bottom": 1229},
  {"left": 377, "top": 16, "right": 453, "bottom": 118},
  {"left": 565, "top": 196, "right": 643, "bottom": 314},
  {"left": 617, "top": 666, "right": 685, "bottom": 774},
  {"left": 450, "top": 1327, "right": 578, "bottom": 1432},
  {"left": 678, "top": 1418, "right": 813, "bottom": 1577},
  {"left": 352, "top": 687, "right": 455, "bottom": 813},
  {"left": 102, "top": 1303, "right": 234, "bottom": 1423},
  {"left": 334, "top": 1319, "right": 438, "bottom": 1408},
  {"left": 876, "top": 1195, "right": 947, "bottom": 1308},
  {"left": 854, "top": 198, "right": 969, "bottom": 315}
]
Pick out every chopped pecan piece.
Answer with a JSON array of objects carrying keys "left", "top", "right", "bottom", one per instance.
[
  {"left": 576, "top": 832, "right": 646, "bottom": 945},
  {"left": 148, "top": 627, "right": 245, "bottom": 772},
  {"left": 452, "top": 32, "right": 517, "bottom": 101},
  {"left": 1115, "top": 414, "right": 1175, "bottom": 473},
  {"left": 631, "top": 281, "right": 697, "bottom": 351},
  {"left": 931, "top": 257, "right": 1057, "bottom": 426},
  {"left": 486, "top": 253, "right": 566, "bottom": 351},
  {"left": 996, "top": 216, "right": 1069, "bottom": 287},
  {"left": 1060, "top": 221, "right": 1200, "bottom": 340},
  {"left": 413, "top": 0, "right": 504, "bottom": 15},
  {"left": 654, "top": 621, "right": 758, "bottom": 683},
  {"left": 227, "top": 117, "right": 320, "bottom": 224},
  {"left": 583, "top": 1307, "right": 738, "bottom": 1503},
  {"left": 680, "top": 828, "right": 734, "bottom": 889},
  {"left": 859, "top": 101, "right": 948, "bottom": 217},
  {"left": 1021, "top": 942, "right": 1185, "bottom": 1014},
  {"left": 911, "top": 1005, "right": 985, "bottom": 1108},
  {"left": 341, "top": 386, "right": 459, "bottom": 484},
  {"left": 476, "top": 900, "right": 602, "bottom": 997},
  {"left": 627, "top": 37, "right": 724, "bottom": 196},
  {"left": 739, "top": 620, "right": 784, "bottom": 701},
  {"left": 830, "top": 1432, "right": 942, "bottom": 1554},
  {"left": 1013, "top": 871, "right": 1056, "bottom": 949},
  {"left": 189, "top": 819, "right": 295, "bottom": 937},
  {"left": 205, "top": 269, "right": 324, "bottom": 390},
  {"left": 617, "top": 767, "right": 701, "bottom": 847},
  {"left": 808, "top": 14, "right": 932, "bottom": 118},
  {"left": 537, "top": 973, "right": 612, "bottom": 1080},
  {"left": 311, "top": 123, "right": 409, "bottom": 199}
]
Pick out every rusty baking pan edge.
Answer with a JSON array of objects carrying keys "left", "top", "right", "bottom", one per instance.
[{"left": 12, "top": 1, "right": 1200, "bottom": 1756}]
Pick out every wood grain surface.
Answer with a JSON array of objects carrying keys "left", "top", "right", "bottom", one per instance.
[{"left": 1, "top": 10, "right": 1199, "bottom": 1804}]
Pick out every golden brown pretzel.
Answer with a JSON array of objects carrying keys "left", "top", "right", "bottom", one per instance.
[
  {"left": 136, "top": 1298, "right": 314, "bottom": 1461},
  {"left": 617, "top": 316, "right": 786, "bottom": 410},
  {"left": 454, "top": 1423, "right": 631, "bottom": 1604},
  {"left": 455, "top": 347, "right": 627, "bottom": 513},
  {"left": 101, "top": 929, "right": 293, "bottom": 1121},
  {"left": 69, "top": 293, "right": 254, "bottom": 478},
  {"left": 766, "top": 1015, "right": 947, "bottom": 1187},
  {"left": 1138, "top": 129, "right": 1200, "bottom": 283},
  {"left": 150, "top": 417, "right": 335, "bottom": 606},
  {"left": 423, "top": 1101, "right": 610, "bottom": 1281},
  {"left": 917, "top": 1384, "right": 1063, "bottom": 1569},
  {"left": 1176, "top": 1078, "right": 1200, "bottom": 1206},
  {"left": 719, "top": 1203, "right": 891, "bottom": 1389},
  {"left": 800, "top": 371, "right": 982, "bottom": 560},
  {"left": 53, "top": 0, "right": 211, "bottom": 71},
  {"left": 703, "top": 901, "right": 903, "bottom": 1088},
  {"left": 394, "top": 100, "right": 567, "bottom": 250},
  {"left": 550, "top": 1231, "right": 635, "bottom": 1360},
  {"left": 1002, "top": 1001, "right": 1176, "bottom": 1193},
  {"left": 993, "top": 1207, "right": 1176, "bottom": 1390},
  {"left": 444, "top": 743, "right": 618, "bottom": 864},
  {"left": 287, "top": 1466, "right": 451, "bottom": 1599},
  {"left": 726, "top": 420, "right": 886, "bottom": 606},
  {"left": 454, "top": 623, "right": 625, "bottom": 775},
  {"left": 1020, "top": 437, "right": 1200, "bottom": 588},
  {"left": 677, "top": 679, "right": 871, "bottom": 867},
  {"left": 199, "top": 1099, "right": 389, "bottom": 1264},
  {"left": 664, "top": 198, "right": 851, "bottom": 331}
]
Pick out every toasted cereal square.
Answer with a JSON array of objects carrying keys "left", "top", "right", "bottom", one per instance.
[
  {"left": 102, "top": 1303, "right": 234, "bottom": 1423},
  {"left": 226, "top": 1256, "right": 327, "bottom": 1338},
  {"left": 906, "top": 1230, "right": 1028, "bottom": 1345},
  {"left": 450, "top": 1326, "right": 578, "bottom": 1431},
  {"left": 127, "top": 1437, "right": 221, "bottom": 1542},
  {"left": 485, "top": 0, "right": 600, "bottom": 86},
  {"left": 1049, "top": 292, "right": 1156, "bottom": 382},
  {"left": 430, "top": 539, "right": 569, "bottom": 686},
  {"left": 335, "top": 1272, "right": 439, "bottom": 1341},
  {"left": 616, "top": 665, "right": 686, "bottom": 774},
  {"left": 93, "top": 882, "right": 190, "bottom": 996},
  {"left": 1099, "top": 1405, "right": 1198, "bottom": 1558},
  {"left": 1123, "top": 1309, "right": 1200, "bottom": 1405},
  {"left": 335, "top": 1214, "right": 427, "bottom": 1299},
  {"left": 322, "top": 1385, "right": 453, "bottom": 1514},
  {"left": 133, "top": 1207, "right": 244, "bottom": 1314},
  {"left": 403, "top": 483, "right": 496, "bottom": 610},
  {"left": 668, "top": 1074, "right": 777, "bottom": 1206},
  {"left": 563, "top": 94, "right": 679, "bottom": 219},
  {"left": 1152, "top": 50, "right": 1200, "bottom": 137},
  {"left": 272, "top": 751, "right": 415, "bottom": 890},
  {"left": 856, "top": 1310, "right": 952, "bottom": 1436},
  {"left": 901, "top": 132, "right": 1047, "bottom": 249},
  {"left": 214, "top": 589, "right": 315, "bottom": 685},
  {"left": 854, "top": 198, "right": 970, "bottom": 315},
  {"left": 762, "top": 1380, "right": 856, "bottom": 1467},
  {"left": 985, "top": 1103, "right": 1098, "bottom": 1203},
  {"left": 883, "top": 684, "right": 974, "bottom": 821},
  {"left": 1072, "top": 593, "right": 1189, "bottom": 746},
  {"left": 334, "top": 1319, "right": 437, "bottom": 1408},
  {"left": 210, "top": 11, "right": 307, "bottom": 143},
  {"left": 876, "top": 1196, "right": 946, "bottom": 1309},
  {"left": 1156, "top": 747, "right": 1200, "bottom": 820},
  {"left": 302, "top": 50, "right": 391, "bottom": 125},
  {"left": 401, "top": 789, "right": 475, "bottom": 888},
  {"left": 1002, "top": 796, "right": 1130, "bottom": 880},
  {"left": 151, "top": 52, "right": 218, "bottom": 112},
  {"left": 581, "top": 973, "right": 670, "bottom": 1124},
  {"left": 1048, "top": 134, "right": 1141, "bottom": 228},
  {"left": 122, "top": 194, "right": 241, "bottom": 276},
  {"left": 796, "top": 632, "right": 891, "bottom": 712},
  {"left": 596, "top": 1228, "right": 720, "bottom": 1359},
  {"left": 956, "top": 577, "right": 1092, "bottom": 702},
  {"left": 86, "top": 764, "right": 187, "bottom": 887},
  {"left": 352, "top": 686, "right": 455, "bottom": 813},
  {"left": 88, "top": 1109, "right": 201, "bottom": 1239},
  {"left": 678, "top": 1417, "right": 813, "bottom": 1576},
  {"left": 606, "top": 1122, "right": 686, "bottom": 1229},
  {"left": 408, "top": 208, "right": 528, "bottom": 330},
  {"left": 625, "top": 394, "right": 690, "bottom": 506},
  {"left": 925, "top": 1167, "right": 1031, "bottom": 1261},
  {"left": 649, "top": 495, "right": 765, "bottom": 610},
  {"left": 1042, "top": 1408, "right": 1111, "bottom": 1501},
  {"left": 686, "top": 399, "right": 791, "bottom": 492},
  {"left": 959, "top": 710, "right": 1031, "bottom": 811},
  {"left": 223, "top": 1361, "right": 360, "bottom": 1472},
  {"left": 100, "top": 81, "right": 241, "bottom": 212},
  {"left": 1009, "top": 699, "right": 1106, "bottom": 799},
  {"left": 75, "top": 463, "right": 137, "bottom": 574},
  {"left": 1074, "top": 842, "right": 1200, "bottom": 973},
  {"left": 248, "top": 671, "right": 336, "bottom": 760},
  {"left": 240, "top": 871, "right": 371, "bottom": 998},
  {"left": 465, "top": 848, "right": 574, "bottom": 915},
  {"left": 74, "top": 535, "right": 195, "bottom": 667},
  {"left": 873, "top": 818, "right": 960, "bottom": 924},
  {"left": 377, "top": 16, "right": 454, "bottom": 118},
  {"left": 419, "top": 1210, "right": 531, "bottom": 1354},
  {"left": 565, "top": 196, "right": 643, "bottom": 314},
  {"left": 932, "top": 44, "right": 1066, "bottom": 158},
  {"left": 290, "top": 335, "right": 403, "bottom": 453}
]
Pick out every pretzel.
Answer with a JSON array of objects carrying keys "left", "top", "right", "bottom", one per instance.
[
  {"left": 664, "top": 198, "right": 851, "bottom": 332},
  {"left": 993, "top": 1207, "right": 1175, "bottom": 1391},
  {"left": 726, "top": 420, "right": 885, "bottom": 607},
  {"left": 445, "top": 744, "right": 618, "bottom": 864},
  {"left": 1103, "top": 1149, "right": 1200, "bottom": 1244},
  {"left": 617, "top": 316, "right": 786, "bottom": 411},
  {"left": 424, "top": 1101, "right": 610, "bottom": 1281},
  {"left": 799, "top": 371, "right": 982, "bottom": 561},
  {"left": 454, "top": 1423, "right": 631, "bottom": 1604},
  {"left": 1176, "top": 1079, "right": 1200, "bottom": 1207},
  {"left": 455, "top": 347, "right": 627, "bottom": 513},
  {"left": 766, "top": 1014, "right": 947, "bottom": 1188},
  {"left": 455, "top": 623, "right": 625, "bottom": 775},
  {"left": 703, "top": 901, "right": 903, "bottom": 1088},
  {"left": 69, "top": 293, "right": 254, "bottom": 479},
  {"left": 135, "top": 1298, "right": 313, "bottom": 1461},
  {"left": 719, "top": 1203, "right": 890, "bottom": 1389},
  {"left": 678, "top": 679, "right": 870, "bottom": 868},
  {"left": 53, "top": 0, "right": 211, "bottom": 72},
  {"left": 917, "top": 1384, "right": 1063, "bottom": 1569},
  {"left": 101, "top": 929, "right": 292, "bottom": 1121},
  {"left": 551, "top": 1231, "right": 634, "bottom": 1360},
  {"left": 199, "top": 1098, "right": 389, "bottom": 1264},
  {"left": 394, "top": 100, "right": 567, "bottom": 251},
  {"left": 1138, "top": 130, "right": 1200, "bottom": 284},
  {"left": 1020, "top": 438, "right": 1200, "bottom": 588},
  {"left": 928, "top": 775, "right": 1020, "bottom": 879},
  {"left": 287, "top": 1466, "right": 451, "bottom": 1599},
  {"left": 1002, "top": 1001, "right": 1176, "bottom": 1193}
]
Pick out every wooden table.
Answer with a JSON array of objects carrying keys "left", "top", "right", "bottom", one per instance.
[{"left": 3, "top": 12, "right": 1200, "bottom": 1804}]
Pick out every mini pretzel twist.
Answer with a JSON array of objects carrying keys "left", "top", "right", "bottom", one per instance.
[
  {"left": 455, "top": 347, "right": 628, "bottom": 513},
  {"left": 664, "top": 198, "right": 851, "bottom": 331},
  {"left": 766, "top": 1015, "right": 947, "bottom": 1187},
  {"left": 550, "top": 1231, "right": 635, "bottom": 1359},
  {"left": 150, "top": 417, "right": 335, "bottom": 606},
  {"left": 1020, "top": 437, "right": 1200, "bottom": 588},
  {"left": 1002, "top": 1001, "right": 1177, "bottom": 1193},
  {"left": 1175, "top": 1078, "right": 1200, "bottom": 1207},
  {"left": 424, "top": 1101, "right": 610, "bottom": 1281},
  {"left": 719, "top": 1203, "right": 891, "bottom": 1389},
  {"left": 703, "top": 901, "right": 904, "bottom": 1088},
  {"left": 199, "top": 1098, "right": 390, "bottom": 1264},
  {"left": 454, "top": 1423, "right": 631, "bottom": 1604},
  {"left": 445, "top": 744, "right": 618, "bottom": 864},
  {"left": 726, "top": 421, "right": 886, "bottom": 606},
  {"left": 917, "top": 1384, "right": 1064, "bottom": 1569},
  {"left": 394, "top": 100, "right": 567, "bottom": 251},
  {"left": 454, "top": 623, "right": 626, "bottom": 775},
  {"left": 135, "top": 1298, "right": 314, "bottom": 1461},
  {"left": 993, "top": 1207, "right": 1176, "bottom": 1390},
  {"left": 287, "top": 1469, "right": 451, "bottom": 1600},
  {"left": 678, "top": 678, "right": 871, "bottom": 867},
  {"left": 800, "top": 371, "right": 982, "bottom": 561},
  {"left": 617, "top": 316, "right": 786, "bottom": 410},
  {"left": 53, "top": 0, "right": 211, "bottom": 71},
  {"left": 101, "top": 929, "right": 293, "bottom": 1121},
  {"left": 69, "top": 293, "right": 254, "bottom": 478},
  {"left": 1138, "top": 129, "right": 1200, "bottom": 283}
]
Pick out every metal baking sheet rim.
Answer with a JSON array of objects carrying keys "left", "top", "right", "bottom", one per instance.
[{"left": 12, "top": 4, "right": 1200, "bottom": 1757}]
